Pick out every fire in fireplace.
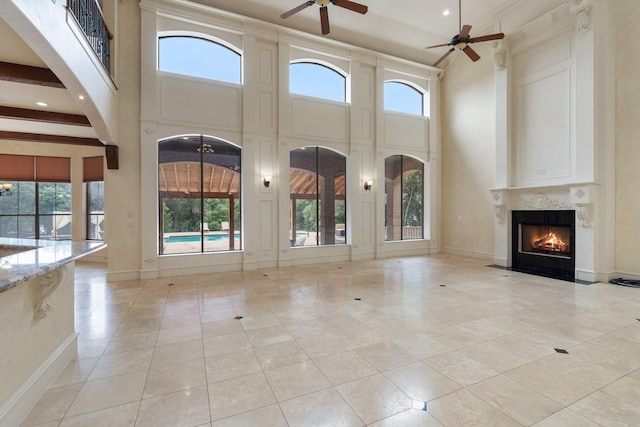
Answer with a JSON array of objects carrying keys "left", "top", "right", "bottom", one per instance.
[{"left": 512, "top": 210, "right": 575, "bottom": 280}]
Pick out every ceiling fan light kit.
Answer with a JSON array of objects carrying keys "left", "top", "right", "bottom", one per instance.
[
  {"left": 281, "top": 0, "right": 368, "bottom": 35},
  {"left": 426, "top": 0, "right": 504, "bottom": 67}
]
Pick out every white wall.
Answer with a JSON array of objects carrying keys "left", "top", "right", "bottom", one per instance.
[
  {"left": 133, "top": 0, "right": 439, "bottom": 279},
  {"left": 440, "top": 44, "right": 497, "bottom": 260}
]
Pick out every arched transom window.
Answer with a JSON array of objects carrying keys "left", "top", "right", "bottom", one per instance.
[
  {"left": 158, "top": 36, "right": 242, "bottom": 84},
  {"left": 384, "top": 81, "right": 424, "bottom": 116},
  {"left": 290, "top": 62, "right": 346, "bottom": 102}
]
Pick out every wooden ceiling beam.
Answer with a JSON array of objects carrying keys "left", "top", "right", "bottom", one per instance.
[
  {"left": 0, "top": 131, "right": 103, "bottom": 147},
  {"left": 0, "top": 106, "right": 90, "bottom": 127},
  {"left": 0, "top": 61, "right": 65, "bottom": 88}
]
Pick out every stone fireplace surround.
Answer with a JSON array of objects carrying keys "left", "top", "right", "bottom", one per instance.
[
  {"left": 488, "top": 1, "right": 615, "bottom": 284},
  {"left": 491, "top": 184, "right": 604, "bottom": 283}
]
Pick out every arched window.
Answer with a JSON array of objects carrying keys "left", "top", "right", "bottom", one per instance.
[
  {"left": 158, "top": 36, "right": 241, "bottom": 84},
  {"left": 384, "top": 81, "right": 424, "bottom": 116},
  {"left": 290, "top": 147, "right": 346, "bottom": 246},
  {"left": 290, "top": 62, "right": 346, "bottom": 102},
  {"left": 158, "top": 135, "right": 241, "bottom": 255},
  {"left": 385, "top": 155, "right": 424, "bottom": 241}
]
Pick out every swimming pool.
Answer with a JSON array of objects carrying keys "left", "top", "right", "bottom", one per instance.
[{"left": 164, "top": 233, "right": 239, "bottom": 243}]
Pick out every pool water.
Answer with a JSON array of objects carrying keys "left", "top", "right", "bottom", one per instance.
[{"left": 164, "top": 234, "right": 239, "bottom": 243}]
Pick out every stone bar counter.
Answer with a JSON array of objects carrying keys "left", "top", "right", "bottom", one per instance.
[{"left": 0, "top": 237, "right": 106, "bottom": 425}]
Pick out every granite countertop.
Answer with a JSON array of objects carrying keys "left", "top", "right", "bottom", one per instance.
[{"left": 0, "top": 238, "right": 106, "bottom": 293}]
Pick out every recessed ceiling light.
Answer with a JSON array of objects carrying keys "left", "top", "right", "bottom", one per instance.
[
  {"left": 443, "top": 9, "right": 451, "bottom": 16},
  {"left": 0, "top": 96, "right": 7, "bottom": 103},
  {"left": 78, "top": 95, "right": 85, "bottom": 100},
  {"left": 36, "top": 101, "right": 48, "bottom": 107}
]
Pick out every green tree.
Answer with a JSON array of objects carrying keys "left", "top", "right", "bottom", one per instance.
[{"left": 403, "top": 170, "right": 423, "bottom": 226}]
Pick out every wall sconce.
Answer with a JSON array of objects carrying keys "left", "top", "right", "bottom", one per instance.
[
  {"left": 263, "top": 176, "right": 272, "bottom": 188},
  {"left": 0, "top": 183, "right": 13, "bottom": 197},
  {"left": 363, "top": 180, "right": 372, "bottom": 191}
]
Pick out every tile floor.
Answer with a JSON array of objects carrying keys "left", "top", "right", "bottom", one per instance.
[{"left": 20, "top": 255, "right": 640, "bottom": 426}]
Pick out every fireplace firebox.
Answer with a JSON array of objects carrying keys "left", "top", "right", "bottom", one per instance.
[{"left": 512, "top": 210, "right": 575, "bottom": 280}]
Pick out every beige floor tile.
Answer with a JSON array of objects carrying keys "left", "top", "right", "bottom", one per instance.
[
  {"left": 239, "top": 313, "right": 281, "bottom": 330},
  {"left": 160, "top": 311, "right": 201, "bottom": 329},
  {"left": 336, "top": 373, "right": 412, "bottom": 424},
  {"left": 280, "top": 388, "right": 364, "bottom": 426},
  {"left": 468, "top": 375, "right": 564, "bottom": 426},
  {"left": 201, "top": 319, "right": 245, "bottom": 338},
  {"left": 50, "top": 357, "right": 99, "bottom": 388},
  {"left": 203, "top": 332, "right": 251, "bottom": 357},
  {"left": 144, "top": 358, "right": 207, "bottom": 397},
  {"left": 75, "top": 338, "right": 109, "bottom": 359},
  {"left": 314, "top": 350, "right": 378, "bottom": 385},
  {"left": 425, "top": 351, "right": 499, "bottom": 387},
  {"left": 427, "top": 389, "right": 521, "bottom": 427},
  {"left": 57, "top": 402, "right": 139, "bottom": 427},
  {"left": 20, "top": 384, "right": 82, "bottom": 426},
  {"left": 534, "top": 353, "right": 621, "bottom": 389},
  {"left": 87, "top": 347, "right": 153, "bottom": 380},
  {"left": 334, "top": 326, "right": 388, "bottom": 349},
  {"left": 137, "top": 385, "right": 211, "bottom": 427},
  {"left": 367, "top": 409, "right": 443, "bottom": 427},
  {"left": 245, "top": 325, "right": 294, "bottom": 347},
  {"left": 253, "top": 340, "right": 309, "bottom": 370},
  {"left": 602, "top": 375, "right": 640, "bottom": 406},
  {"left": 460, "top": 342, "right": 531, "bottom": 373},
  {"left": 506, "top": 362, "right": 596, "bottom": 405},
  {"left": 356, "top": 342, "right": 417, "bottom": 371},
  {"left": 113, "top": 317, "right": 162, "bottom": 337},
  {"left": 420, "top": 327, "right": 482, "bottom": 350},
  {"left": 282, "top": 319, "right": 327, "bottom": 339},
  {"left": 570, "top": 391, "right": 640, "bottom": 426},
  {"left": 66, "top": 370, "right": 147, "bottom": 417},
  {"left": 384, "top": 361, "right": 461, "bottom": 402},
  {"left": 532, "top": 408, "right": 602, "bottom": 427},
  {"left": 151, "top": 338, "right": 204, "bottom": 368},
  {"left": 264, "top": 361, "right": 331, "bottom": 401},
  {"left": 209, "top": 404, "right": 287, "bottom": 427},
  {"left": 391, "top": 333, "right": 453, "bottom": 359},
  {"left": 102, "top": 331, "right": 158, "bottom": 355},
  {"left": 297, "top": 332, "right": 351, "bottom": 358},
  {"left": 208, "top": 372, "right": 276, "bottom": 421},
  {"left": 569, "top": 341, "right": 640, "bottom": 375},
  {"left": 205, "top": 349, "right": 262, "bottom": 382},
  {"left": 155, "top": 323, "right": 202, "bottom": 346}
]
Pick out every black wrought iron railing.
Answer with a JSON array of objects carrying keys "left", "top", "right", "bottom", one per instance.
[{"left": 67, "top": 0, "right": 113, "bottom": 73}]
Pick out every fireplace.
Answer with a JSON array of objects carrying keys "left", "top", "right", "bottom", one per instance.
[{"left": 512, "top": 210, "right": 575, "bottom": 280}]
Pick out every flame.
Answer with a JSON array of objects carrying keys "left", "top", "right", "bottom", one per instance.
[{"left": 532, "top": 232, "right": 568, "bottom": 252}]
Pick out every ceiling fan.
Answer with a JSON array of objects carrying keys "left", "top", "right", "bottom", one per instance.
[
  {"left": 426, "top": 0, "right": 504, "bottom": 67},
  {"left": 281, "top": 0, "right": 368, "bottom": 36}
]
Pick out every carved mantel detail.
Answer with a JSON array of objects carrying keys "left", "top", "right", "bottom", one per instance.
[
  {"left": 494, "top": 205, "right": 506, "bottom": 224},
  {"left": 575, "top": 204, "right": 591, "bottom": 228},
  {"left": 34, "top": 265, "right": 68, "bottom": 319},
  {"left": 520, "top": 193, "right": 571, "bottom": 210}
]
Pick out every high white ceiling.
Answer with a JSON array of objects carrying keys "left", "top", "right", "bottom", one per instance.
[{"left": 192, "top": 0, "right": 562, "bottom": 65}]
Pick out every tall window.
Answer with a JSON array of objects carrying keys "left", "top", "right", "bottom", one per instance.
[
  {"left": 84, "top": 156, "right": 104, "bottom": 240},
  {"left": 290, "top": 147, "right": 346, "bottom": 247},
  {"left": 158, "top": 36, "right": 241, "bottom": 84},
  {"left": 0, "top": 155, "right": 71, "bottom": 240},
  {"left": 384, "top": 81, "right": 424, "bottom": 116},
  {"left": 290, "top": 62, "right": 346, "bottom": 102},
  {"left": 158, "top": 135, "right": 241, "bottom": 255},
  {"left": 385, "top": 155, "right": 424, "bottom": 241}
]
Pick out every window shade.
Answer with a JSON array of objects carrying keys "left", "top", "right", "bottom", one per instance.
[
  {"left": 35, "top": 156, "right": 71, "bottom": 182},
  {"left": 83, "top": 156, "right": 104, "bottom": 182},
  {"left": 0, "top": 154, "right": 36, "bottom": 180}
]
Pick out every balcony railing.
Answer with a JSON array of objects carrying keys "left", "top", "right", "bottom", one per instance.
[{"left": 67, "top": 0, "right": 113, "bottom": 73}]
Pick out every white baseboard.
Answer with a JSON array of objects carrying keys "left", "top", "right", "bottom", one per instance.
[
  {"left": 0, "top": 332, "right": 78, "bottom": 426},
  {"left": 106, "top": 269, "right": 140, "bottom": 282}
]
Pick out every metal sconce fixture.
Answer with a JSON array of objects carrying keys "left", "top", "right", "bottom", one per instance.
[
  {"left": 0, "top": 183, "right": 13, "bottom": 197},
  {"left": 263, "top": 176, "right": 271, "bottom": 187},
  {"left": 364, "top": 180, "right": 372, "bottom": 191}
]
